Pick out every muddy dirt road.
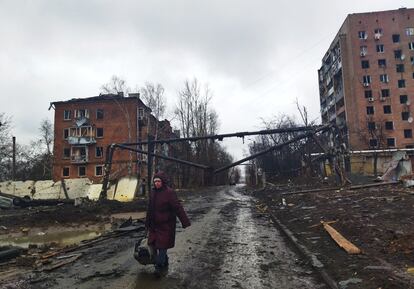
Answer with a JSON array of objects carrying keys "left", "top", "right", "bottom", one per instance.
[{"left": 4, "top": 186, "right": 326, "bottom": 289}]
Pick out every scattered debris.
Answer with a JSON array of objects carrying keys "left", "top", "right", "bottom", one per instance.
[{"left": 321, "top": 221, "right": 361, "bottom": 254}]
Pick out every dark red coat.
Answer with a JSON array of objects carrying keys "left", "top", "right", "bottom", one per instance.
[{"left": 146, "top": 182, "right": 190, "bottom": 249}]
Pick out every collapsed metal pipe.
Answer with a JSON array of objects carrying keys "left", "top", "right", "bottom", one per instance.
[{"left": 214, "top": 125, "right": 332, "bottom": 174}]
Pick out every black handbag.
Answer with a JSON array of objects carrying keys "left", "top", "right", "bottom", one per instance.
[{"left": 134, "top": 237, "right": 155, "bottom": 265}]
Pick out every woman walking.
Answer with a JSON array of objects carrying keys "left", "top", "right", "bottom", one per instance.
[{"left": 145, "top": 171, "right": 191, "bottom": 275}]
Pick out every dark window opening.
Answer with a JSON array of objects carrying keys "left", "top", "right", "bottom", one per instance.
[
  {"left": 387, "top": 138, "right": 395, "bottom": 147},
  {"left": 385, "top": 121, "right": 394, "bottom": 130},
  {"left": 396, "top": 64, "right": 405, "bottom": 73},
  {"left": 78, "top": 166, "right": 86, "bottom": 177},
  {"left": 404, "top": 129, "right": 413, "bottom": 138},
  {"left": 394, "top": 50, "right": 402, "bottom": 59},
  {"left": 361, "top": 60, "right": 369, "bottom": 69},
  {"left": 96, "top": 109, "right": 104, "bottom": 120},
  {"left": 381, "top": 89, "right": 390, "bottom": 97},
  {"left": 398, "top": 79, "right": 406, "bottom": 88},
  {"left": 392, "top": 34, "right": 400, "bottom": 43},
  {"left": 96, "top": 128, "right": 104, "bottom": 138},
  {"left": 95, "top": 166, "right": 103, "bottom": 176},
  {"left": 63, "top": 167, "right": 70, "bottom": 177},
  {"left": 365, "top": 90, "right": 372, "bottom": 98},
  {"left": 96, "top": 147, "right": 104, "bottom": 158},
  {"left": 64, "top": 129, "right": 69, "bottom": 139},
  {"left": 63, "top": 148, "right": 70, "bottom": 159},
  {"left": 368, "top": 122, "right": 376, "bottom": 131},
  {"left": 402, "top": 111, "right": 410, "bottom": 120},
  {"left": 383, "top": 105, "right": 392, "bottom": 114},
  {"left": 64, "top": 110, "right": 71, "bottom": 120},
  {"left": 378, "top": 59, "right": 386, "bottom": 66},
  {"left": 369, "top": 139, "right": 378, "bottom": 147},
  {"left": 366, "top": 106, "right": 374, "bottom": 115},
  {"left": 400, "top": 95, "right": 408, "bottom": 104}
]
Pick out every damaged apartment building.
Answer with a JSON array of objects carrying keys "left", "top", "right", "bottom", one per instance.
[
  {"left": 49, "top": 92, "right": 175, "bottom": 183},
  {"left": 319, "top": 7, "right": 414, "bottom": 175}
]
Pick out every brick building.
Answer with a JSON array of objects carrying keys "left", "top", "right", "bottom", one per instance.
[
  {"left": 319, "top": 8, "right": 414, "bottom": 151},
  {"left": 50, "top": 92, "right": 169, "bottom": 182}
]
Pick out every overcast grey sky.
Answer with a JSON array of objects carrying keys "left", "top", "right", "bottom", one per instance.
[{"left": 0, "top": 0, "right": 412, "bottom": 160}]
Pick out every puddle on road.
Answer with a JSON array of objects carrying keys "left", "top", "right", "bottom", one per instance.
[{"left": 0, "top": 224, "right": 110, "bottom": 248}]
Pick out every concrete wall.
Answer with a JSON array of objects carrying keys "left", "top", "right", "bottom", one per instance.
[{"left": 0, "top": 177, "right": 139, "bottom": 202}]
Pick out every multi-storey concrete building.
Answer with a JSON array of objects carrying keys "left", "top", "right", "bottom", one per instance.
[
  {"left": 319, "top": 8, "right": 414, "bottom": 154},
  {"left": 50, "top": 92, "right": 167, "bottom": 182}
]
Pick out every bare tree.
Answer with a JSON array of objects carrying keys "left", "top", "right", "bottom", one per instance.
[
  {"left": 100, "top": 75, "right": 130, "bottom": 95},
  {"left": 0, "top": 113, "right": 12, "bottom": 181}
]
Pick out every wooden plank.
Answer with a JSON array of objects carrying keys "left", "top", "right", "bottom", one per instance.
[{"left": 321, "top": 221, "right": 361, "bottom": 254}]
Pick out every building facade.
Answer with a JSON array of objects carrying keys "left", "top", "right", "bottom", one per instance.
[
  {"left": 50, "top": 92, "right": 166, "bottom": 182},
  {"left": 319, "top": 8, "right": 414, "bottom": 152}
]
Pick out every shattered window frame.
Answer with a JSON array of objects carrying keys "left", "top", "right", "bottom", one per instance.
[{"left": 64, "top": 110, "right": 71, "bottom": 120}]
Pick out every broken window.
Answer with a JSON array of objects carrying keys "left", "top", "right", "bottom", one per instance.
[
  {"left": 378, "top": 59, "right": 386, "bottom": 67},
  {"left": 406, "top": 27, "right": 414, "bottom": 36},
  {"left": 96, "top": 128, "right": 104, "bottom": 138},
  {"left": 374, "top": 28, "right": 383, "bottom": 37},
  {"left": 364, "top": 90, "right": 372, "bottom": 98},
  {"left": 71, "top": 146, "right": 87, "bottom": 163},
  {"left": 74, "top": 109, "right": 89, "bottom": 119},
  {"left": 78, "top": 166, "right": 86, "bottom": 177},
  {"left": 96, "top": 146, "right": 103, "bottom": 158},
  {"left": 392, "top": 34, "right": 400, "bottom": 43},
  {"left": 400, "top": 95, "right": 408, "bottom": 104},
  {"left": 396, "top": 64, "right": 405, "bottom": 73},
  {"left": 64, "top": 128, "right": 69, "bottom": 139},
  {"left": 361, "top": 60, "right": 369, "bottom": 69},
  {"left": 381, "top": 89, "right": 390, "bottom": 98},
  {"left": 402, "top": 111, "right": 410, "bottom": 120},
  {"left": 404, "top": 129, "right": 413, "bottom": 138},
  {"left": 398, "top": 79, "right": 406, "bottom": 88},
  {"left": 63, "top": 148, "right": 70, "bottom": 159},
  {"left": 360, "top": 46, "right": 367, "bottom": 56},
  {"left": 362, "top": 75, "right": 371, "bottom": 86},
  {"left": 367, "top": 122, "right": 376, "bottom": 131},
  {"left": 376, "top": 44, "right": 384, "bottom": 53},
  {"left": 409, "top": 42, "right": 414, "bottom": 50},
  {"left": 394, "top": 50, "right": 402, "bottom": 59},
  {"left": 385, "top": 121, "right": 394, "bottom": 130},
  {"left": 379, "top": 74, "right": 389, "bottom": 83},
  {"left": 366, "top": 106, "right": 374, "bottom": 115},
  {"left": 96, "top": 109, "right": 104, "bottom": 120},
  {"left": 64, "top": 110, "right": 71, "bottom": 120},
  {"left": 95, "top": 165, "right": 103, "bottom": 176},
  {"left": 62, "top": 167, "right": 70, "bottom": 177},
  {"left": 358, "top": 31, "right": 367, "bottom": 39},
  {"left": 383, "top": 105, "right": 392, "bottom": 114},
  {"left": 387, "top": 138, "right": 396, "bottom": 147},
  {"left": 369, "top": 139, "right": 378, "bottom": 147}
]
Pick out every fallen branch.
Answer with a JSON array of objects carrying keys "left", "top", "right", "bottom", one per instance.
[{"left": 321, "top": 221, "right": 361, "bottom": 254}]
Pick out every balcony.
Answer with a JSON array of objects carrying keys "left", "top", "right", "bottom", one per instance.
[{"left": 68, "top": 136, "right": 96, "bottom": 145}]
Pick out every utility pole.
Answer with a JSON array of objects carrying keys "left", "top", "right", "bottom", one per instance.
[{"left": 12, "top": 136, "right": 16, "bottom": 181}]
